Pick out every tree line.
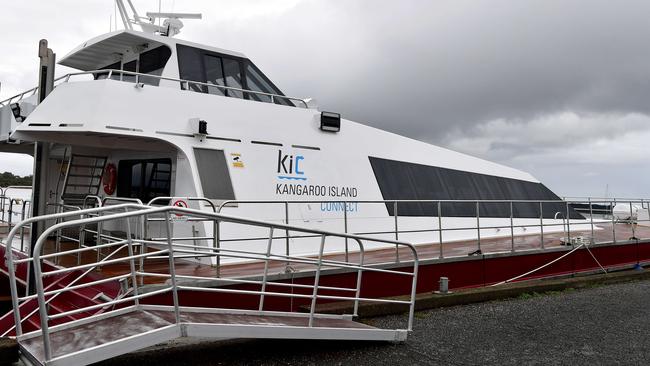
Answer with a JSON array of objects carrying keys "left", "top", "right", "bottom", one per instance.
[{"left": 0, "top": 172, "right": 32, "bottom": 187}]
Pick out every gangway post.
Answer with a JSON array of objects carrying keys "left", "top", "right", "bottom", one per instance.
[{"left": 28, "top": 39, "right": 55, "bottom": 295}]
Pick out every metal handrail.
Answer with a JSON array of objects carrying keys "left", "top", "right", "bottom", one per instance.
[
  {"left": 82, "top": 195, "right": 103, "bottom": 209},
  {"left": 26, "top": 205, "right": 418, "bottom": 362},
  {"left": 0, "top": 69, "right": 310, "bottom": 108},
  {"left": 6, "top": 194, "right": 649, "bottom": 361},
  {"left": 1, "top": 198, "right": 31, "bottom": 251},
  {"left": 146, "top": 196, "right": 219, "bottom": 274},
  {"left": 215, "top": 198, "right": 650, "bottom": 260},
  {"left": 102, "top": 197, "right": 143, "bottom": 206},
  {"left": 1, "top": 243, "right": 131, "bottom": 338},
  {"left": 3, "top": 186, "right": 33, "bottom": 192},
  {"left": 0, "top": 85, "right": 40, "bottom": 106},
  {"left": 0, "top": 186, "right": 32, "bottom": 223},
  {"left": 564, "top": 196, "right": 650, "bottom": 202},
  {"left": 3, "top": 203, "right": 150, "bottom": 336}
]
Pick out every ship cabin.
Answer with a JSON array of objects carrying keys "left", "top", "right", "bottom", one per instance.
[{"left": 0, "top": 29, "right": 317, "bottom": 211}]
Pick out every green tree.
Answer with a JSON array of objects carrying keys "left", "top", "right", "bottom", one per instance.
[{"left": 0, "top": 172, "right": 32, "bottom": 187}]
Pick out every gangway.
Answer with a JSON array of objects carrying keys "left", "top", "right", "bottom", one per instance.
[{"left": 5, "top": 205, "right": 419, "bottom": 366}]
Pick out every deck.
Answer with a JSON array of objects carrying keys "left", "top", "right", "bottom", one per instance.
[{"left": 3, "top": 221, "right": 648, "bottom": 285}]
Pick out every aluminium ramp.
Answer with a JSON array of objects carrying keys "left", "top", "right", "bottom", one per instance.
[{"left": 18, "top": 307, "right": 408, "bottom": 366}]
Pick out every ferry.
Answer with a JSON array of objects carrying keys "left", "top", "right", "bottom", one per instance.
[{"left": 1, "top": 2, "right": 649, "bottom": 365}]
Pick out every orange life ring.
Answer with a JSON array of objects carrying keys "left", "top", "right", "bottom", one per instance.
[{"left": 103, "top": 163, "right": 117, "bottom": 195}]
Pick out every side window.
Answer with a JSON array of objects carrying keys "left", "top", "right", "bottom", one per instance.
[
  {"left": 222, "top": 58, "right": 243, "bottom": 98},
  {"left": 193, "top": 148, "right": 235, "bottom": 200},
  {"left": 123, "top": 60, "right": 137, "bottom": 82},
  {"left": 204, "top": 55, "right": 226, "bottom": 96},
  {"left": 245, "top": 63, "right": 293, "bottom": 106},
  {"left": 177, "top": 44, "right": 292, "bottom": 105},
  {"left": 177, "top": 44, "right": 205, "bottom": 92},
  {"left": 177, "top": 44, "right": 243, "bottom": 98},
  {"left": 117, "top": 159, "right": 172, "bottom": 202},
  {"left": 244, "top": 63, "right": 272, "bottom": 103},
  {"left": 139, "top": 46, "right": 172, "bottom": 86}
]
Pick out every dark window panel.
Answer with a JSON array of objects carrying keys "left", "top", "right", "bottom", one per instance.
[
  {"left": 117, "top": 159, "right": 172, "bottom": 203},
  {"left": 222, "top": 58, "right": 243, "bottom": 98},
  {"left": 368, "top": 156, "right": 583, "bottom": 219},
  {"left": 123, "top": 60, "right": 137, "bottom": 82},
  {"left": 245, "top": 62, "right": 293, "bottom": 106},
  {"left": 138, "top": 46, "right": 172, "bottom": 86},
  {"left": 194, "top": 148, "right": 236, "bottom": 200},
  {"left": 176, "top": 44, "right": 294, "bottom": 106},
  {"left": 177, "top": 44, "right": 207, "bottom": 92},
  {"left": 203, "top": 54, "right": 226, "bottom": 96}
]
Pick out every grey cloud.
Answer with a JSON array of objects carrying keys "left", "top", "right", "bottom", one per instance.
[
  {"left": 193, "top": 0, "right": 650, "bottom": 141},
  {"left": 2, "top": 0, "right": 650, "bottom": 196}
]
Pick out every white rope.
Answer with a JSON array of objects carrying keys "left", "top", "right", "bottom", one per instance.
[
  {"left": 491, "top": 241, "right": 607, "bottom": 287},
  {"left": 583, "top": 242, "right": 608, "bottom": 275}
]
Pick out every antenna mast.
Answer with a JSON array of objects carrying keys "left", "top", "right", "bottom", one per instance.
[{"left": 114, "top": 0, "right": 201, "bottom": 37}]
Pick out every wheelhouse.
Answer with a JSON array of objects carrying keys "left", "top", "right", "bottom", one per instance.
[{"left": 60, "top": 30, "right": 296, "bottom": 106}]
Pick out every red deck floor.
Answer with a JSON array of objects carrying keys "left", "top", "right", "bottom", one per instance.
[{"left": 3, "top": 222, "right": 648, "bottom": 284}]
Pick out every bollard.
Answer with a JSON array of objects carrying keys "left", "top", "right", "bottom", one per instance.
[{"left": 435, "top": 276, "right": 451, "bottom": 294}]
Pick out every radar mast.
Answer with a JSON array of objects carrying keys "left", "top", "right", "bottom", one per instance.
[{"left": 114, "top": 0, "right": 202, "bottom": 37}]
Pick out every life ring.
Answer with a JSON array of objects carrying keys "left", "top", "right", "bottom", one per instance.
[{"left": 103, "top": 163, "right": 117, "bottom": 195}]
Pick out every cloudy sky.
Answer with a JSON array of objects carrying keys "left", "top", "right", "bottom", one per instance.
[{"left": 1, "top": 0, "right": 649, "bottom": 198}]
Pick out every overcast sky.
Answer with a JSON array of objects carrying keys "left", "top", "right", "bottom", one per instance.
[{"left": 1, "top": 0, "right": 649, "bottom": 198}]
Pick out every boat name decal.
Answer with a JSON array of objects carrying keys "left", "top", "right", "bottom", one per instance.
[
  {"left": 275, "top": 149, "right": 358, "bottom": 198},
  {"left": 275, "top": 184, "right": 358, "bottom": 198},
  {"left": 277, "top": 150, "right": 306, "bottom": 181}
]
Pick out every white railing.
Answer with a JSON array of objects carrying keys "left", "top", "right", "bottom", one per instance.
[
  {"left": 32, "top": 194, "right": 645, "bottom": 273},
  {"left": 0, "top": 69, "right": 310, "bottom": 108},
  {"left": 214, "top": 198, "right": 650, "bottom": 261},
  {"left": 3, "top": 203, "right": 148, "bottom": 337},
  {"left": 5, "top": 205, "right": 419, "bottom": 363},
  {"left": 3, "top": 193, "right": 649, "bottom": 362},
  {"left": 6, "top": 193, "right": 648, "bottom": 273},
  {"left": 0, "top": 186, "right": 32, "bottom": 251}
]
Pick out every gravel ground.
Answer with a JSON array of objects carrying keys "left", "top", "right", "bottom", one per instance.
[{"left": 99, "top": 279, "right": 650, "bottom": 366}]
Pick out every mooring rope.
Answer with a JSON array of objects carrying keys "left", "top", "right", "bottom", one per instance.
[{"left": 491, "top": 241, "right": 607, "bottom": 287}]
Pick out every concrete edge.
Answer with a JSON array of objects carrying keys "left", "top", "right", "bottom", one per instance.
[{"left": 305, "top": 267, "right": 650, "bottom": 318}]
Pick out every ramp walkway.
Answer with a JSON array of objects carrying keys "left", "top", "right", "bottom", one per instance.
[
  {"left": 19, "top": 307, "right": 404, "bottom": 366},
  {"left": 3, "top": 204, "right": 418, "bottom": 366}
]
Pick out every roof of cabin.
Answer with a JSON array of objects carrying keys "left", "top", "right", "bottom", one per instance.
[{"left": 59, "top": 30, "right": 246, "bottom": 71}]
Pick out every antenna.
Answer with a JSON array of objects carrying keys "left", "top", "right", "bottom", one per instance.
[
  {"left": 114, "top": 0, "right": 201, "bottom": 37},
  {"left": 146, "top": 12, "right": 202, "bottom": 37}
]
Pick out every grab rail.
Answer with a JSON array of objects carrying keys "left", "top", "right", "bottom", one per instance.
[
  {"left": 0, "top": 69, "right": 310, "bottom": 109},
  {"left": 22, "top": 205, "right": 418, "bottom": 363},
  {"left": 216, "top": 198, "right": 650, "bottom": 260},
  {"left": 4, "top": 203, "right": 150, "bottom": 336}
]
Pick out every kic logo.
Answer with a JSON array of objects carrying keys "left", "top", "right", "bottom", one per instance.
[{"left": 277, "top": 150, "right": 306, "bottom": 181}]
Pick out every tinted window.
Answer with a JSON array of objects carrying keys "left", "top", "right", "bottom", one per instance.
[
  {"left": 204, "top": 55, "right": 226, "bottom": 96},
  {"left": 177, "top": 44, "right": 291, "bottom": 104},
  {"left": 117, "top": 159, "right": 172, "bottom": 203},
  {"left": 245, "top": 64, "right": 273, "bottom": 103},
  {"left": 139, "top": 46, "right": 172, "bottom": 86},
  {"left": 223, "top": 58, "right": 243, "bottom": 98},
  {"left": 194, "top": 148, "right": 235, "bottom": 200},
  {"left": 123, "top": 60, "right": 137, "bottom": 82},
  {"left": 177, "top": 44, "right": 206, "bottom": 92},
  {"left": 245, "top": 63, "right": 293, "bottom": 106},
  {"left": 369, "top": 157, "right": 582, "bottom": 219}
]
